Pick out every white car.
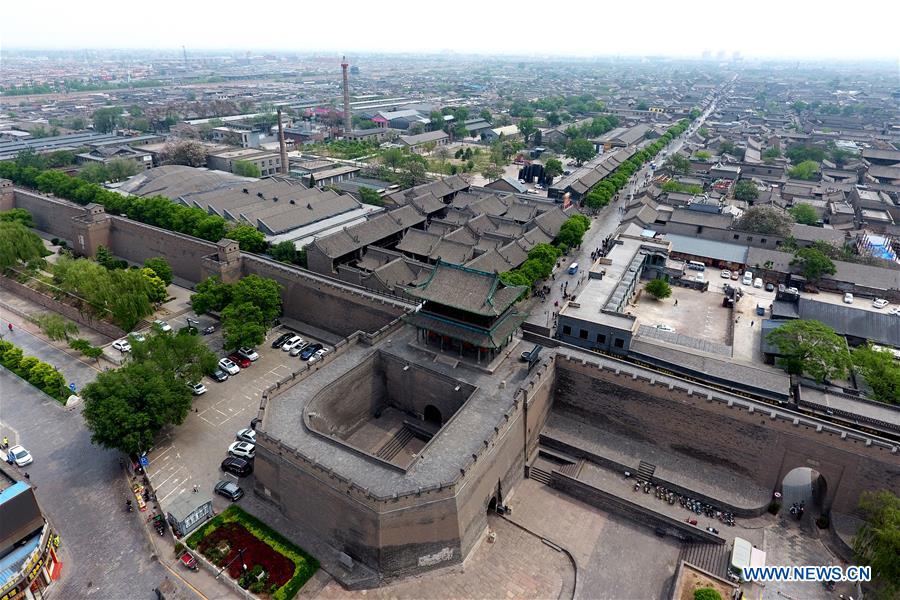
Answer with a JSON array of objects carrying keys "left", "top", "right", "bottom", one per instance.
[
  {"left": 888, "top": 307, "right": 900, "bottom": 316},
  {"left": 218, "top": 357, "right": 240, "bottom": 375},
  {"left": 128, "top": 331, "right": 146, "bottom": 342},
  {"left": 307, "top": 348, "right": 329, "bottom": 363},
  {"left": 872, "top": 298, "right": 889, "bottom": 309},
  {"left": 228, "top": 441, "right": 255, "bottom": 459},
  {"left": 237, "top": 347, "right": 259, "bottom": 362},
  {"left": 8, "top": 445, "right": 33, "bottom": 467},
  {"left": 753, "top": 278, "right": 763, "bottom": 289},
  {"left": 289, "top": 342, "right": 309, "bottom": 357},
  {"left": 153, "top": 319, "right": 172, "bottom": 332},
  {"left": 655, "top": 324, "right": 676, "bottom": 332},
  {"left": 281, "top": 335, "right": 303, "bottom": 352},
  {"left": 843, "top": 293, "right": 854, "bottom": 304},
  {"left": 720, "top": 270, "right": 731, "bottom": 279},
  {"left": 112, "top": 339, "right": 132, "bottom": 353},
  {"left": 236, "top": 428, "right": 257, "bottom": 444},
  {"left": 188, "top": 382, "right": 207, "bottom": 396}
]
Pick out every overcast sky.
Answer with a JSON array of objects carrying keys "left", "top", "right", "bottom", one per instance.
[{"left": 2, "top": 0, "right": 898, "bottom": 60}]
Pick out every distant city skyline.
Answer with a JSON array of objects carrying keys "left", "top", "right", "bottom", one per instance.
[{"left": 3, "top": 0, "right": 897, "bottom": 61}]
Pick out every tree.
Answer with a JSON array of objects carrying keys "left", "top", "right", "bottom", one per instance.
[
  {"left": 222, "top": 302, "right": 267, "bottom": 351},
  {"left": 479, "top": 109, "right": 492, "bottom": 122},
  {"left": 232, "top": 160, "right": 261, "bottom": 178},
  {"left": 230, "top": 274, "right": 283, "bottom": 324},
  {"left": 786, "top": 145, "right": 826, "bottom": 164},
  {"left": 694, "top": 150, "right": 712, "bottom": 162},
  {"left": 789, "top": 203, "right": 819, "bottom": 225},
  {"left": 0, "top": 221, "right": 48, "bottom": 271},
  {"left": 143, "top": 257, "right": 173, "bottom": 285},
  {"left": 190, "top": 276, "right": 231, "bottom": 315},
  {"left": 382, "top": 148, "right": 406, "bottom": 172},
  {"left": 791, "top": 247, "right": 836, "bottom": 283},
  {"left": 636, "top": 101, "right": 649, "bottom": 111},
  {"left": 429, "top": 111, "right": 444, "bottom": 132},
  {"left": 762, "top": 147, "right": 781, "bottom": 163},
  {"left": 269, "top": 240, "right": 298, "bottom": 264},
  {"left": 694, "top": 589, "right": 722, "bottom": 600},
  {"left": 853, "top": 490, "right": 900, "bottom": 599},
  {"left": 106, "top": 159, "right": 141, "bottom": 182},
  {"left": 765, "top": 320, "right": 851, "bottom": 383},
  {"left": 697, "top": 128, "right": 710, "bottom": 139},
  {"left": 544, "top": 158, "right": 564, "bottom": 180},
  {"left": 519, "top": 118, "right": 537, "bottom": 145},
  {"left": 358, "top": 187, "right": 384, "bottom": 206},
  {"left": 92, "top": 107, "right": 122, "bottom": 133},
  {"left": 733, "top": 206, "right": 794, "bottom": 237},
  {"left": 788, "top": 160, "right": 820, "bottom": 181},
  {"left": 665, "top": 154, "right": 692, "bottom": 175},
  {"left": 226, "top": 224, "right": 267, "bottom": 253},
  {"left": 852, "top": 345, "right": 900, "bottom": 405},
  {"left": 565, "top": 138, "right": 595, "bottom": 166},
  {"left": 78, "top": 163, "right": 111, "bottom": 184},
  {"left": 141, "top": 268, "right": 168, "bottom": 304},
  {"left": 644, "top": 278, "right": 672, "bottom": 300},
  {"left": 546, "top": 112, "right": 561, "bottom": 127},
  {"left": 0, "top": 208, "right": 35, "bottom": 227},
  {"left": 131, "top": 326, "right": 217, "bottom": 383},
  {"left": 400, "top": 161, "right": 427, "bottom": 187},
  {"left": 733, "top": 181, "right": 759, "bottom": 202},
  {"left": 31, "top": 313, "right": 78, "bottom": 341},
  {"left": 481, "top": 163, "right": 504, "bottom": 181},
  {"left": 164, "top": 140, "right": 207, "bottom": 167}
]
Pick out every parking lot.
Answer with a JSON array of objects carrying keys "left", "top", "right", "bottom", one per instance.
[
  {"left": 634, "top": 285, "right": 733, "bottom": 346},
  {"left": 144, "top": 323, "right": 331, "bottom": 514}
]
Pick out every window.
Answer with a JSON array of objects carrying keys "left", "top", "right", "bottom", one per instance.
[
  {"left": 614, "top": 338, "right": 625, "bottom": 349},
  {"left": 733, "top": 234, "right": 740, "bottom": 240},
  {"left": 596, "top": 333, "right": 607, "bottom": 344},
  {"left": 562, "top": 325, "right": 571, "bottom": 335},
  {"left": 579, "top": 329, "right": 588, "bottom": 339},
  {"left": 747, "top": 236, "right": 753, "bottom": 242},
  {"left": 760, "top": 238, "right": 766, "bottom": 244},
  {"left": 697, "top": 226, "right": 704, "bottom": 234}
]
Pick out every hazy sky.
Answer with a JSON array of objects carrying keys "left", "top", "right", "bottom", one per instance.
[{"left": 2, "top": 0, "right": 898, "bottom": 60}]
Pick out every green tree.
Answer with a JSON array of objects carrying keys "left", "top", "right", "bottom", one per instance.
[
  {"left": 734, "top": 206, "right": 794, "bottom": 237},
  {"left": 733, "top": 181, "right": 759, "bottom": 202},
  {"left": 78, "top": 163, "right": 111, "bottom": 184},
  {"left": 400, "top": 161, "right": 428, "bottom": 187},
  {"left": 694, "top": 150, "right": 712, "bottom": 162},
  {"left": 190, "top": 277, "right": 232, "bottom": 315},
  {"left": 429, "top": 110, "right": 444, "bottom": 132},
  {"left": 232, "top": 160, "right": 261, "bottom": 178},
  {"left": 644, "top": 278, "right": 672, "bottom": 300},
  {"left": 358, "top": 187, "right": 384, "bottom": 206},
  {"left": 226, "top": 224, "right": 267, "bottom": 253},
  {"left": 0, "top": 221, "right": 48, "bottom": 271},
  {"left": 789, "top": 203, "right": 819, "bottom": 225},
  {"left": 143, "top": 257, "right": 173, "bottom": 285},
  {"left": 31, "top": 313, "right": 79, "bottom": 341},
  {"left": 269, "top": 241, "right": 298, "bottom": 264},
  {"left": 141, "top": 268, "right": 168, "bottom": 304},
  {"left": 565, "top": 138, "right": 595, "bottom": 166},
  {"left": 694, "top": 589, "right": 722, "bottom": 600},
  {"left": 481, "top": 163, "right": 504, "bottom": 181},
  {"left": 230, "top": 274, "right": 282, "bottom": 324},
  {"left": 479, "top": 109, "right": 492, "bottom": 122},
  {"left": 786, "top": 145, "right": 825, "bottom": 164},
  {"left": 163, "top": 140, "right": 207, "bottom": 167},
  {"left": 852, "top": 345, "right": 900, "bottom": 405},
  {"left": 791, "top": 247, "right": 836, "bottom": 283},
  {"left": 762, "top": 147, "right": 781, "bottom": 163},
  {"left": 381, "top": 148, "right": 406, "bottom": 172},
  {"left": 0, "top": 208, "right": 35, "bottom": 227},
  {"left": 222, "top": 302, "right": 267, "bottom": 351},
  {"left": 788, "top": 160, "right": 820, "bottom": 181},
  {"left": 546, "top": 112, "right": 561, "bottom": 127},
  {"left": 853, "top": 490, "right": 900, "bottom": 599},
  {"left": 45, "top": 150, "right": 76, "bottom": 168},
  {"left": 543, "top": 158, "right": 564, "bottom": 180},
  {"left": 665, "top": 155, "right": 691, "bottom": 175},
  {"left": 130, "top": 326, "right": 217, "bottom": 383},
  {"left": 635, "top": 101, "right": 649, "bottom": 111},
  {"left": 519, "top": 117, "right": 537, "bottom": 145},
  {"left": 92, "top": 106, "right": 123, "bottom": 133},
  {"left": 765, "top": 319, "right": 851, "bottom": 382}
]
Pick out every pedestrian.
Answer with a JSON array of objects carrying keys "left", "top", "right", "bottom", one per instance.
[
  {"left": 674, "top": 299, "right": 678, "bottom": 306},
  {"left": 192, "top": 484, "right": 199, "bottom": 493},
  {"left": 1, "top": 436, "right": 7, "bottom": 448},
  {"left": 24, "top": 472, "right": 30, "bottom": 480},
  {"left": 7, "top": 323, "right": 12, "bottom": 333},
  {"left": 750, "top": 320, "right": 754, "bottom": 327}
]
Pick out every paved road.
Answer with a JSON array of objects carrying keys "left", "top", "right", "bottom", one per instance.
[{"left": 1, "top": 324, "right": 101, "bottom": 393}]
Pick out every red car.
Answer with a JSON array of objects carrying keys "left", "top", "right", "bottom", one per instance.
[{"left": 228, "top": 354, "right": 251, "bottom": 369}]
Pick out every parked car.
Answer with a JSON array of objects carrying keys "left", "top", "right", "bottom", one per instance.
[
  {"left": 220, "top": 456, "right": 253, "bottom": 477},
  {"left": 289, "top": 342, "right": 309, "bottom": 357},
  {"left": 655, "top": 324, "right": 675, "bottom": 332},
  {"left": 730, "top": 271, "right": 739, "bottom": 281},
  {"left": 112, "top": 339, "right": 131, "bottom": 353},
  {"left": 300, "top": 343, "right": 324, "bottom": 360},
  {"left": 188, "top": 382, "right": 207, "bottom": 396},
  {"left": 218, "top": 357, "right": 240, "bottom": 375},
  {"left": 228, "top": 441, "right": 255, "bottom": 459},
  {"left": 843, "top": 293, "right": 854, "bottom": 304},
  {"left": 8, "top": 445, "right": 33, "bottom": 467},
  {"left": 271, "top": 332, "right": 293, "bottom": 348},
  {"left": 742, "top": 271, "right": 753, "bottom": 286},
  {"left": 888, "top": 307, "right": 900, "bottom": 316},
  {"left": 281, "top": 335, "right": 303, "bottom": 352},
  {"left": 228, "top": 354, "right": 251, "bottom": 369},
  {"left": 753, "top": 278, "right": 763, "bottom": 289},
  {"left": 153, "top": 319, "right": 172, "bottom": 332},
  {"left": 128, "top": 331, "right": 146, "bottom": 343},
  {"left": 307, "top": 348, "right": 329, "bottom": 363},
  {"left": 237, "top": 347, "right": 259, "bottom": 362},
  {"left": 210, "top": 368, "right": 229, "bottom": 382},
  {"left": 765, "top": 282, "right": 775, "bottom": 292},
  {"left": 236, "top": 428, "right": 257, "bottom": 444},
  {"left": 214, "top": 480, "right": 244, "bottom": 501},
  {"left": 872, "top": 298, "right": 889, "bottom": 309},
  {"left": 720, "top": 270, "right": 731, "bottom": 279}
]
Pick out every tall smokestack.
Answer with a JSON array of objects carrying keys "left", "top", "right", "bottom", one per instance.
[
  {"left": 341, "top": 55, "right": 351, "bottom": 135},
  {"left": 277, "top": 107, "right": 288, "bottom": 176}
]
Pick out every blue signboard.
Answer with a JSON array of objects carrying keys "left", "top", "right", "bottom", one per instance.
[
  {"left": 69, "top": 383, "right": 77, "bottom": 392},
  {"left": 139, "top": 456, "right": 149, "bottom": 467}
]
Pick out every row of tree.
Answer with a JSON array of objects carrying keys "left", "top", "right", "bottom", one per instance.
[
  {"left": 582, "top": 118, "right": 694, "bottom": 210},
  {"left": 190, "top": 275, "right": 283, "bottom": 351},
  {"left": 0, "top": 340, "right": 69, "bottom": 402},
  {"left": 498, "top": 215, "right": 590, "bottom": 290},
  {"left": 0, "top": 159, "right": 267, "bottom": 252}
]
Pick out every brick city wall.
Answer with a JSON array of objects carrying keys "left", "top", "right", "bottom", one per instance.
[
  {"left": 554, "top": 357, "right": 900, "bottom": 514},
  {"left": 380, "top": 352, "right": 476, "bottom": 421},
  {"left": 307, "top": 352, "right": 384, "bottom": 439},
  {"left": 108, "top": 218, "right": 216, "bottom": 283},
  {"left": 13, "top": 189, "right": 84, "bottom": 239}
]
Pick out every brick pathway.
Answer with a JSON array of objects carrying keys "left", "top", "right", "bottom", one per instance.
[{"left": 313, "top": 516, "right": 573, "bottom": 600}]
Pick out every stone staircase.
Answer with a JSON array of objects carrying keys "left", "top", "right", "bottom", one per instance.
[
  {"left": 679, "top": 542, "right": 731, "bottom": 579},
  {"left": 527, "top": 465, "right": 552, "bottom": 485},
  {"left": 375, "top": 427, "right": 414, "bottom": 461},
  {"left": 557, "top": 458, "right": 584, "bottom": 479},
  {"left": 637, "top": 460, "right": 656, "bottom": 483}
]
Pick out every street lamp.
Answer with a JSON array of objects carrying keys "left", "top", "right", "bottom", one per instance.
[{"left": 215, "top": 547, "right": 247, "bottom": 580}]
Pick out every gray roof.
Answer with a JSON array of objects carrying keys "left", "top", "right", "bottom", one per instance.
[
  {"left": 795, "top": 298, "right": 900, "bottom": 347},
  {"left": 312, "top": 204, "right": 426, "bottom": 258},
  {"left": 663, "top": 233, "right": 748, "bottom": 264},
  {"left": 406, "top": 261, "right": 524, "bottom": 317},
  {"left": 399, "top": 130, "right": 449, "bottom": 146}
]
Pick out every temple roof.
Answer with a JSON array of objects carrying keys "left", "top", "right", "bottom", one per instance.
[
  {"left": 405, "top": 261, "right": 526, "bottom": 317},
  {"left": 403, "top": 310, "right": 527, "bottom": 348}
]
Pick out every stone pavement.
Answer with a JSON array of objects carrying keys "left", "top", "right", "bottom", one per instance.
[{"left": 312, "top": 515, "right": 573, "bottom": 600}]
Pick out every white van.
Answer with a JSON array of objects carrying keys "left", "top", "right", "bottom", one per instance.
[{"left": 742, "top": 271, "right": 753, "bottom": 286}]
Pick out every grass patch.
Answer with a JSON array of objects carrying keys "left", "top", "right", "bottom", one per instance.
[{"left": 186, "top": 505, "right": 319, "bottom": 600}]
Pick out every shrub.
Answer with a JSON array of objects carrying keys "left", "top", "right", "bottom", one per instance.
[
  {"left": 694, "top": 588, "right": 722, "bottom": 600},
  {"left": 644, "top": 278, "right": 672, "bottom": 300},
  {"left": 0, "top": 340, "right": 67, "bottom": 402},
  {"left": 768, "top": 500, "right": 782, "bottom": 515}
]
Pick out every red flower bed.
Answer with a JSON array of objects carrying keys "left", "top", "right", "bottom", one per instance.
[{"left": 198, "top": 522, "right": 295, "bottom": 587}]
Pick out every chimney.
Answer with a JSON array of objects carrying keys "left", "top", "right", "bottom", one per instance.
[
  {"left": 277, "top": 107, "right": 289, "bottom": 176},
  {"left": 341, "top": 56, "right": 351, "bottom": 135}
]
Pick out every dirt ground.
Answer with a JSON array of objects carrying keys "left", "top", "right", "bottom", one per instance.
[
  {"left": 676, "top": 565, "right": 735, "bottom": 600},
  {"left": 633, "top": 285, "right": 732, "bottom": 345}
]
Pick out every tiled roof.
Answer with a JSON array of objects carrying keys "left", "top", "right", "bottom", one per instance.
[{"left": 405, "top": 261, "right": 525, "bottom": 316}]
